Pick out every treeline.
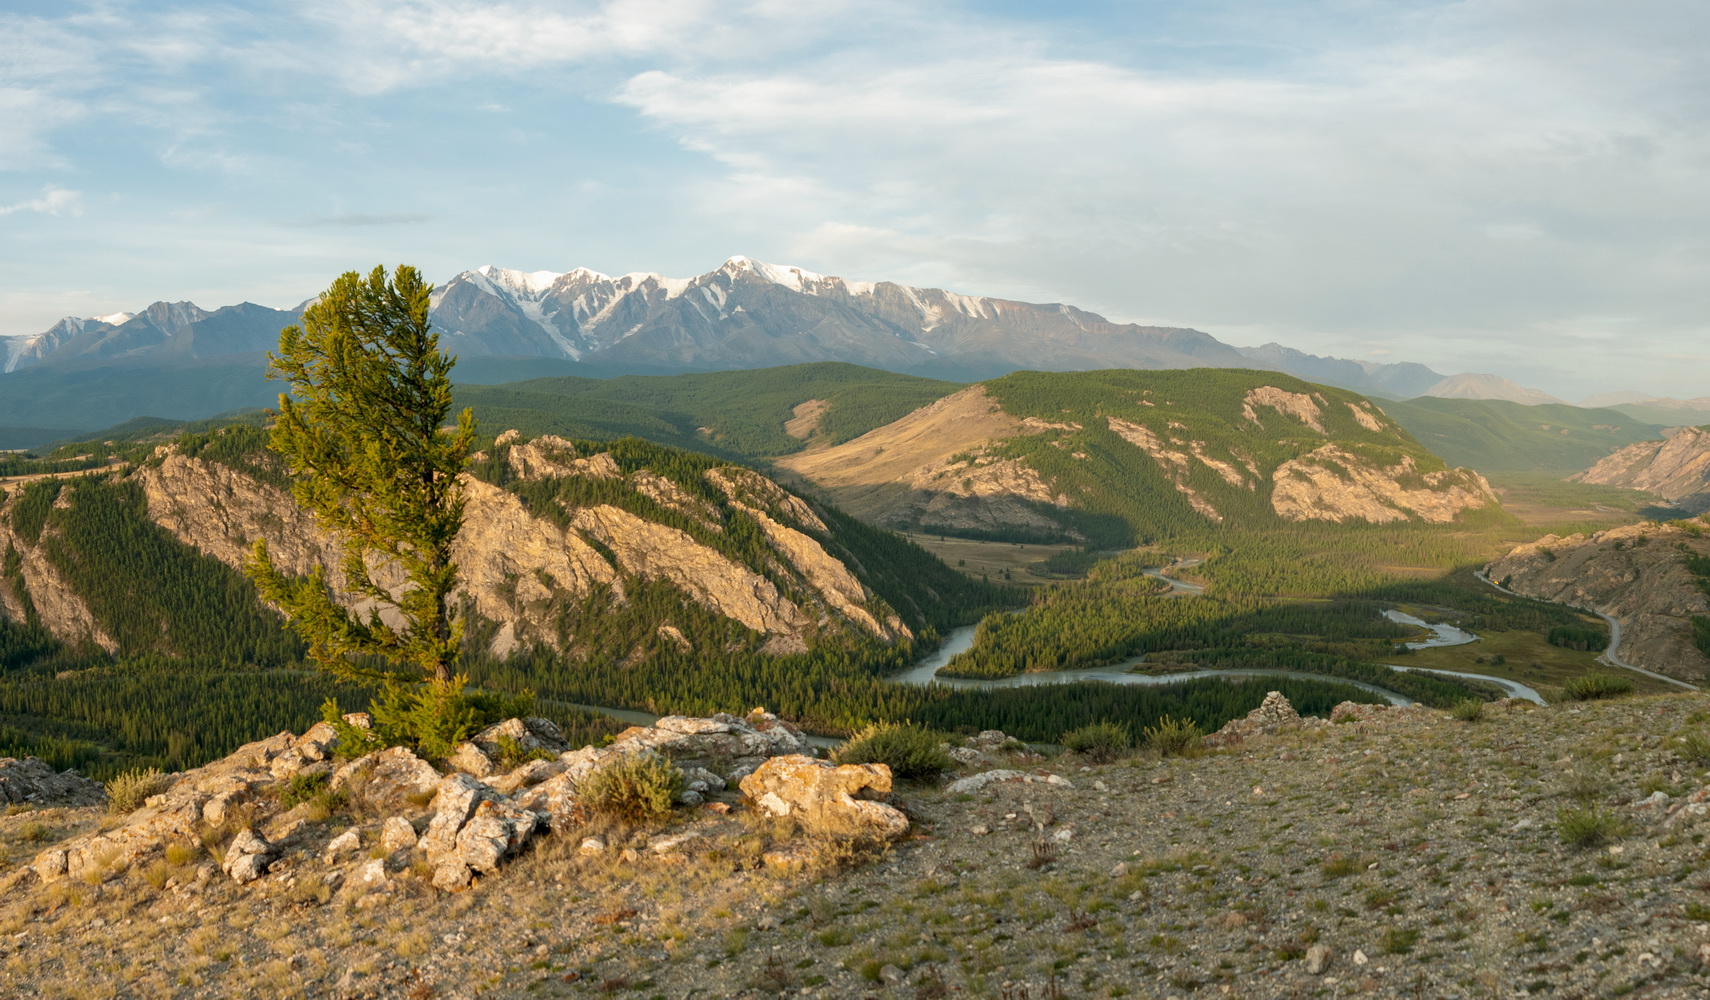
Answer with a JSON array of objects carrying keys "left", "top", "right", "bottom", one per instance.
[{"left": 0, "top": 454, "right": 107, "bottom": 477}]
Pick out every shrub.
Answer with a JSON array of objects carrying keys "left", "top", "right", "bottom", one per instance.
[
  {"left": 1141, "top": 715, "right": 1204, "bottom": 757},
  {"left": 106, "top": 767, "right": 172, "bottom": 815},
  {"left": 831, "top": 722, "right": 953, "bottom": 780},
  {"left": 1557, "top": 805, "right": 1626, "bottom": 849},
  {"left": 277, "top": 769, "right": 346, "bottom": 820},
  {"left": 580, "top": 753, "right": 682, "bottom": 825},
  {"left": 319, "top": 674, "right": 480, "bottom": 764},
  {"left": 1562, "top": 673, "right": 1633, "bottom": 702},
  {"left": 1449, "top": 699, "right": 1485, "bottom": 723},
  {"left": 1677, "top": 730, "right": 1710, "bottom": 767},
  {"left": 1060, "top": 721, "right": 1131, "bottom": 763}
]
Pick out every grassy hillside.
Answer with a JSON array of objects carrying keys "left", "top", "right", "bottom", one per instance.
[
  {"left": 454, "top": 362, "right": 963, "bottom": 459},
  {"left": 1380, "top": 396, "right": 1663, "bottom": 477}
]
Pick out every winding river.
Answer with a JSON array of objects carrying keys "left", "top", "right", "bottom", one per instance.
[{"left": 564, "top": 562, "right": 1568, "bottom": 734}]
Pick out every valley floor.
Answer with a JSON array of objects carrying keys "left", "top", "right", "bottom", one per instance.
[{"left": 8, "top": 695, "right": 1710, "bottom": 999}]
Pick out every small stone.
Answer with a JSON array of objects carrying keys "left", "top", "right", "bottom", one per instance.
[
  {"left": 380, "top": 816, "right": 417, "bottom": 853},
  {"left": 879, "top": 965, "right": 905, "bottom": 986},
  {"left": 970, "top": 824, "right": 990, "bottom": 836},
  {"left": 323, "top": 827, "right": 361, "bottom": 861},
  {"left": 1110, "top": 862, "right": 1129, "bottom": 878},
  {"left": 578, "top": 836, "right": 606, "bottom": 857},
  {"left": 1306, "top": 944, "right": 1331, "bottom": 975},
  {"left": 352, "top": 858, "right": 386, "bottom": 888},
  {"left": 225, "top": 852, "right": 270, "bottom": 884},
  {"left": 1352, "top": 949, "right": 1368, "bottom": 966},
  {"left": 619, "top": 848, "right": 639, "bottom": 864}
]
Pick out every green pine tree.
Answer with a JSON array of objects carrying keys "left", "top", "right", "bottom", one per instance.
[{"left": 245, "top": 264, "right": 476, "bottom": 685}]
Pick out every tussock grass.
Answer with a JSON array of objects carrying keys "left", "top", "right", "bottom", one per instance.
[
  {"left": 105, "top": 768, "right": 172, "bottom": 815},
  {"left": 1060, "top": 721, "right": 1131, "bottom": 763},
  {"left": 580, "top": 753, "right": 682, "bottom": 825},
  {"left": 1562, "top": 673, "right": 1633, "bottom": 701},
  {"left": 831, "top": 722, "right": 952, "bottom": 780}
]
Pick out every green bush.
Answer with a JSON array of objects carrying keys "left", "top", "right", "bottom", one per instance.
[
  {"left": 1556, "top": 805, "right": 1625, "bottom": 849},
  {"left": 831, "top": 722, "right": 953, "bottom": 780},
  {"left": 1561, "top": 673, "right": 1633, "bottom": 702},
  {"left": 1059, "top": 721, "right": 1131, "bottom": 763},
  {"left": 580, "top": 753, "right": 683, "bottom": 824},
  {"left": 278, "top": 769, "right": 343, "bottom": 813},
  {"left": 1141, "top": 715, "right": 1203, "bottom": 757},
  {"left": 321, "top": 675, "right": 478, "bottom": 764},
  {"left": 106, "top": 767, "right": 172, "bottom": 815},
  {"left": 1448, "top": 699, "right": 1485, "bottom": 723}
]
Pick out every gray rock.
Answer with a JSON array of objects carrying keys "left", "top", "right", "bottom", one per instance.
[
  {"left": 1306, "top": 944, "right": 1331, "bottom": 975},
  {"left": 0, "top": 756, "right": 106, "bottom": 808},
  {"left": 323, "top": 827, "right": 361, "bottom": 861}
]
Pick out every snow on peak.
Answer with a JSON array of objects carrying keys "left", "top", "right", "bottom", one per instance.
[
  {"left": 474, "top": 265, "right": 565, "bottom": 296},
  {"left": 94, "top": 311, "right": 134, "bottom": 326},
  {"left": 720, "top": 255, "right": 832, "bottom": 293}
]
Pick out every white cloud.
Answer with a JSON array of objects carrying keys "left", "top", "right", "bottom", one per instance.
[{"left": 0, "top": 185, "right": 82, "bottom": 216}]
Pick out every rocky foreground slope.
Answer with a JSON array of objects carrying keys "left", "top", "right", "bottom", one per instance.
[
  {"left": 1487, "top": 516, "right": 1710, "bottom": 684},
  {"left": 7, "top": 692, "right": 1710, "bottom": 999}
]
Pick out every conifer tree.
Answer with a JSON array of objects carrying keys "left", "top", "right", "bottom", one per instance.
[{"left": 246, "top": 265, "right": 476, "bottom": 684}]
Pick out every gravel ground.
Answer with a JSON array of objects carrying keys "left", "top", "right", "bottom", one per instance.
[{"left": 5, "top": 694, "right": 1710, "bottom": 999}]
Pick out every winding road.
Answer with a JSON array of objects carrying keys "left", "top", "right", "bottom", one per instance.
[{"left": 1473, "top": 569, "right": 1699, "bottom": 692}]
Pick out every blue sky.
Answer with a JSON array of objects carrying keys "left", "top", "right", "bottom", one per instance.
[{"left": 2, "top": 0, "right": 1706, "bottom": 399}]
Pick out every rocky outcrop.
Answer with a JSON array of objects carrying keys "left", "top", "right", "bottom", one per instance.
[
  {"left": 1203, "top": 691, "right": 1329, "bottom": 747},
  {"left": 1242, "top": 386, "right": 1325, "bottom": 433},
  {"left": 0, "top": 757, "right": 105, "bottom": 808},
  {"left": 19, "top": 709, "right": 826, "bottom": 898},
  {"left": 1486, "top": 518, "right": 1710, "bottom": 683},
  {"left": 739, "top": 755, "right": 909, "bottom": 840},
  {"left": 0, "top": 508, "right": 117, "bottom": 652},
  {"left": 1271, "top": 445, "right": 1495, "bottom": 524},
  {"left": 1573, "top": 426, "right": 1710, "bottom": 514}
]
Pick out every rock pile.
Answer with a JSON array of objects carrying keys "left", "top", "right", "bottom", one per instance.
[
  {"left": 1202, "top": 691, "right": 1329, "bottom": 747},
  {"left": 21, "top": 708, "right": 855, "bottom": 897},
  {"left": 0, "top": 756, "right": 106, "bottom": 808}
]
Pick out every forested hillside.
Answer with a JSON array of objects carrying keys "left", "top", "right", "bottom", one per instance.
[
  {"left": 453, "top": 362, "right": 962, "bottom": 459},
  {"left": 1379, "top": 396, "right": 1665, "bottom": 478},
  {"left": 783, "top": 368, "right": 1501, "bottom": 548}
]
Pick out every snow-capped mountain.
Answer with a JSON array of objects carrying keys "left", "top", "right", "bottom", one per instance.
[{"left": 426, "top": 255, "right": 1247, "bottom": 375}]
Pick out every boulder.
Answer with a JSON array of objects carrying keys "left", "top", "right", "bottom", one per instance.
[
  {"left": 380, "top": 816, "right": 418, "bottom": 852},
  {"left": 612, "top": 710, "right": 813, "bottom": 769},
  {"left": 330, "top": 747, "right": 441, "bottom": 814},
  {"left": 944, "top": 770, "right": 1073, "bottom": 795},
  {"left": 446, "top": 742, "right": 496, "bottom": 778},
  {"left": 738, "top": 755, "right": 908, "bottom": 840},
  {"left": 0, "top": 757, "right": 106, "bottom": 808},
  {"left": 221, "top": 828, "right": 274, "bottom": 884},
  {"left": 323, "top": 827, "right": 361, "bottom": 861},
  {"left": 419, "top": 773, "right": 542, "bottom": 891},
  {"left": 486, "top": 757, "right": 563, "bottom": 796}
]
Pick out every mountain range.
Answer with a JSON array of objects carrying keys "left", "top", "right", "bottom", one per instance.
[{"left": 0, "top": 255, "right": 1589, "bottom": 434}]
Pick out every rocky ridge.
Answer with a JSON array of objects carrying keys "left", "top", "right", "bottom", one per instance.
[
  {"left": 1486, "top": 516, "right": 1710, "bottom": 683},
  {"left": 0, "top": 432, "right": 911, "bottom": 657},
  {"left": 1574, "top": 425, "right": 1710, "bottom": 515}
]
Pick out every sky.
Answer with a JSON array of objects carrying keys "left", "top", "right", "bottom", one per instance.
[{"left": 2, "top": 0, "right": 1706, "bottom": 401}]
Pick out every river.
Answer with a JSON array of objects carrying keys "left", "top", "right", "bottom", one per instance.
[{"left": 565, "top": 564, "right": 1561, "bottom": 735}]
